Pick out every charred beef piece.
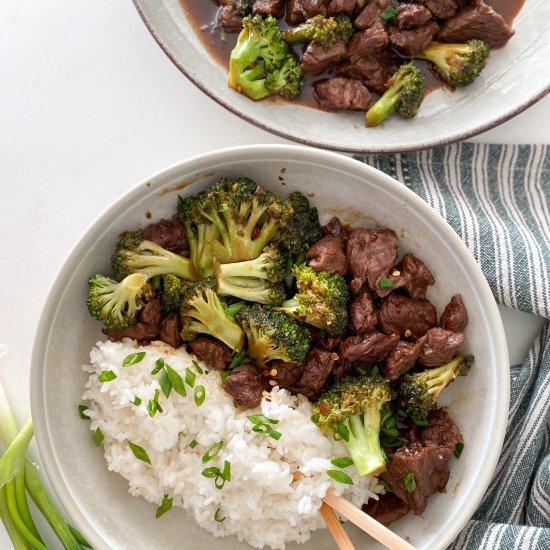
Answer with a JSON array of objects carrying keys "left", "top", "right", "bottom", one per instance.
[
  {"left": 159, "top": 313, "right": 180, "bottom": 348},
  {"left": 288, "top": 347, "right": 337, "bottom": 400},
  {"left": 336, "top": 50, "right": 399, "bottom": 95},
  {"left": 439, "top": 294, "right": 468, "bottom": 332},
  {"left": 436, "top": 1, "right": 514, "bottom": 48},
  {"left": 418, "top": 327, "right": 464, "bottom": 367},
  {"left": 349, "top": 289, "right": 378, "bottom": 334},
  {"left": 143, "top": 219, "right": 186, "bottom": 254},
  {"left": 322, "top": 216, "right": 350, "bottom": 242},
  {"left": 139, "top": 298, "right": 162, "bottom": 327},
  {"left": 378, "top": 254, "right": 436, "bottom": 299},
  {"left": 346, "top": 21, "right": 388, "bottom": 57},
  {"left": 417, "top": 0, "right": 458, "bottom": 20},
  {"left": 313, "top": 78, "right": 373, "bottom": 111},
  {"left": 383, "top": 339, "right": 424, "bottom": 381},
  {"left": 339, "top": 332, "right": 399, "bottom": 363},
  {"left": 301, "top": 40, "right": 348, "bottom": 76},
  {"left": 388, "top": 21, "right": 439, "bottom": 55},
  {"left": 327, "top": 0, "right": 356, "bottom": 14},
  {"left": 420, "top": 408, "right": 463, "bottom": 450},
  {"left": 188, "top": 336, "right": 233, "bottom": 371},
  {"left": 396, "top": 3, "right": 433, "bottom": 30},
  {"left": 286, "top": 0, "right": 328, "bottom": 25},
  {"left": 269, "top": 359, "right": 304, "bottom": 388},
  {"left": 103, "top": 298, "right": 162, "bottom": 341},
  {"left": 253, "top": 0, "right": 286, "bottom": 17},
  {"left": 223, "top": 364, "right": 268, "bottom": 408},
  {"left": 378, "top": 293, "right": 437, "bottom": 339},
  {"left": 217, "top": 5, "right": 244, "bottom": 32},
  {"left": 381, "top": 441, "right": 455, "bottom": 515},
  {"left": 363, "top": 493, "right": 411, "bottom": 526},
  {"left": 354, "top": 0, "right": 391, "bottom": 30},
  {"left": 306, "top": 234, "right": 347, "bottom": 275},
  {"left": 346, "top": 228, "right": 399, "bottom": 295}
]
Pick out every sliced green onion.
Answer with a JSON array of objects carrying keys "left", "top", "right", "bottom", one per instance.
[
  {"left": 227, "top": 349, "right": 250, "bottom": 370},
  {"left": 404, "top": 472, "right": 416, "bottom": 493},
  {"left": 327, "top": 470, "right": 353, "bottom": 485},
  {"left": 268, "top": 429, "right": 282, "bottom": 441},
  {"left": 214, "top": 507, "right": 225, "bottom": 522},
  {"left": 380, "top": 479, "right": 393, "bottom": 493},
  {"left": 310, "top": 414, "right": 319, "bottom": 424},
  {"left": 128, "top": 441, "right": 151, "bottom": 465},
  {"left": 151, "top": 358, "right": 164, "bottom": 375},
  {"left": 335, "top": 420, "right": 350, "bottom": 442},
  {"left": 130, "top": 396, "right": 142, "bottom": 406},
  {"left": 194, "top": 385, "right": 206, "bottom": 406},
  {"left": 379, "top": 6, "right": 398, "bottom": 24},
  {"left": 92, "top": 428, "right": 104, "bottom": 446},
  {"left": 331, "top": 457, "right": 354, "bottom": 469},
  {"left": 122, "top": 351, "right": 146, "bottom": 367},
  {"left": 98, "top": 370, "right": 116, "bottom": 382},
  {"left": 165, "top": 364, "right": 186, "bottom": 397},
  {"left": 189, "top": 439, "right": 198, "bottom": 449},
  {"left": 192, "top": 360, "right": 203, "bottom": 375},
  {"left": 220, "top": 370, "right": 231, "bottom": 384},
  {"left": 202, "top": 441, "right": 223, "bottom": 464},
  {"left": 78, "top": 405, "right": 90, "bottom": 420},
  {"left": 251, "top": 424, "right": 271, "bottom": 434},
  {"left": 222, "top": 460, "right": 231, "bottom": 481},
  {"left": 185, "top": 367, "right": 196, "bottom": 388},
  {"left": 159, "top": 368, "right": 172, "bottom": 398},
  {"left": 155, "top": 494, "right": 173, "bottom": 519},
  {"left": 247, "top": 414, "right": 279, "bottom": 425},
  {"left": 147, "top": 389, "right": 163, "bottom": 417},
  {"left": 201, "top": 467, "right": 220, "bottom": 479},
  {"left": 377, "top": 278, "right": 394, "bottom": 289},
  {"left": 224, "top": 300, "right": 246, "bottom": 318},
  {"left": 454, "top": 441, "right": 464, "bottom": 459}
]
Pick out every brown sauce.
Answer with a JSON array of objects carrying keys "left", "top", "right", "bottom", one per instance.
[{"left": 180, "top": 0, "right": 525, "bottom": 110}]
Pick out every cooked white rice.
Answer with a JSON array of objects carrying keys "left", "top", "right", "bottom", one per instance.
[{"left": 82, "top": 339, "right": 382, "bottom": 549}]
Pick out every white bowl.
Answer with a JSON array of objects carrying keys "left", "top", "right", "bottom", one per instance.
[
  {"left": 31, "top": 145, "right": 508, "bottom": 550},
  {"left": 132, "top": 0, "right": 549, "bottom": 153}
]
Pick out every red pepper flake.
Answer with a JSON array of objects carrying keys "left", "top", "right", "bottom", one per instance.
[{"left": 319, "top": 401, "right": 330, "bottom": 416}]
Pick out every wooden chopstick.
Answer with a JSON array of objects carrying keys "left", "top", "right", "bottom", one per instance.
[
  {"left": 323, "top": 490, "right": 417, "bottom": 550},
  {"left": 320, "top": 501, "right": 356, "bottom": 550}
]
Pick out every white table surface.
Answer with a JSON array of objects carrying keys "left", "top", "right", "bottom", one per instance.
[{"left": 1, "top": 1, "right": 548, "bottom": 547}]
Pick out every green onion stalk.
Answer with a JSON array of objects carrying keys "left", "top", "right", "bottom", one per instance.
[{"left": 0, "top": 346, "right": 90, "bottom": 549}]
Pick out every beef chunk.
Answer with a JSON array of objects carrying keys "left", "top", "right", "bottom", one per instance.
[
  {"left": 379, "top": 254, "right": 436, "bottom": 299},
  {"left": 289, "top": 347, "right": 337, "bottom": 400},
  {"left": 436, "top": 2, "right": 514, "bottom": 48},
  {"left": 363, "top": 493, "right": 411, "bottom": 526},
  {"left": 346, "top": 228, "right": 399, "bottom": 295},
  {"left": 311, "top": 328, "right": 342, "bottom": 351},
  {"left": 188, "top": 336, "right": 233, "bottom": 371},
  {"left": 327, "top": 0, "right": 356, "bottom": 14},
  {"left": 313, "top": 78, "right": 373, "bottom": 111},
  {"left": 339, "top": 332, "right": 399, "bottom": 363},
  {"left": 286, "top": 0, "right": 328, "bottom": 25},
  {"left": 103, "top": 322, "right": 160, "bottom": 342},
  {"left": 378, "top": 293, "right": 437, "bottom": 339},
  {"left": 217, "top": 5, "right": 244, "bottom": 32},
  {"left": 354, "top": 0, "right": 391, "bottom": 30},
  {"left": 417, "top": 0, "right": 458, "bottom": 20},
  {"left": 418, "top": 327, "right": 464, "bottom": 367},
  {"left": 269, "top": 359, "right": 304, "bottom": 388},
  {"left": 306, "top": 234, "right": 347, "bottom": 275},
  {"left": 388, "top": 21, "right": 439, "bottom": 55},
  {"left": 322, "top": 216, "right": 350, "bottom": 242},
  {"left": 159, "top": 313, "right": 180, "bottom": 348},
  {"left": 381, "top": 441, "right": 454, "bottom": 515},
  {"left": 143, "top": 219, "right": 186, "bottom": 253},
  {"left": 336, "top": 50, "right": 399, "bottom": 94},
  {"left": 396, "top": 3, "right": 433, "bottom": 30},
  {"left": 139, "top": 298, "right": 162, "bottom": 327},
  {"left": 420, "top": 408, "right": 463, "bottom": 450},
  {"left": 347, "top": 21, "right": 388, "bottom": 57},
  {"left": 223, "top": 364, "right": 267, "bottom": 408},
  {"left": 383, "top": 339, "right": 424, "bottom": 381},
  {"left": 439, "top": 294, "right": 468, "bottom": 332},
  {"left": 349, "top": 289, "right": 378, "bottom": 334},
  {"left": 253, "top": 0, "right": 285, "bottom": 17},
  {"left": 301, "top": 40, "right": 347, "bottom": 76}
]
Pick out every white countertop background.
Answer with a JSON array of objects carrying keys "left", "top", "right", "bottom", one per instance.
[{"left": 1, "top": 1, "right": 548, "bottom": 547}]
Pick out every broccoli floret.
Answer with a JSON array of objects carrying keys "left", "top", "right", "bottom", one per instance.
[
  {"left": 278, "top": 192, "right": 323, "bottom": 256},
  {"left": 111, "top": 230, "right": 197, "bottom": 282},
  {"left": 398, "top": 354, "right": 474, "bottom": 421},
  {"left": 313, "top": 375, "right": 394, "bottom": 476},
  {"left": 233, "top": 0, "right": 253, "bottom": 17},
  {"left": 229, "top": 15, "right": 303, "bottom": 101},
  {"left": 366, "top": 62, "right": 425, "bottom": 127},
  {"left": 215, "top": 245, "right": 288, "bottom": 305},
  {"left": 180, "top": 277, "right": 245, "bottom": 352},
  {"left": 237, "top": 304, "right": 312, "bottom": 369},
  {"left": 160, "top": 274, "right": 187, "bottom": 314},
  {"left": 415, "top": 40, "right": 490, "bottom": 87},
  {"left": 86, "top": 273, "right": 152, "bottom": 329},
  {"left": 282, "top": 15, "right": 354, "bottom": 49},
  {"left": 277, "top": 265, "right": 349, "bottom": 335}
]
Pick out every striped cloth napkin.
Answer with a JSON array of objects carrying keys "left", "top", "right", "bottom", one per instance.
[{"left": 355, "top": 143, "right": 550, "bottom": 549}]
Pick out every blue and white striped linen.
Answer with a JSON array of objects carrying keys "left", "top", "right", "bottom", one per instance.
[{"left": 355, "top": 143, "right": 550, "bottom": 549}]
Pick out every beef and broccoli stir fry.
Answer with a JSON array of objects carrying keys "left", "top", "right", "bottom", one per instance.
[
  {"left": 183, "top": 0, "right": 521, "bottom": 126},
  {"left": 86, "top": 177, "right": 473, "bottom": 522}
]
